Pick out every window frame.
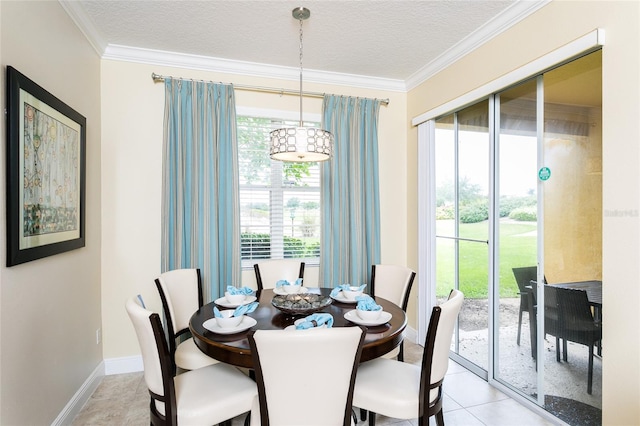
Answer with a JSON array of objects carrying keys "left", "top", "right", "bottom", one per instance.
[{"left": 237, "top": 106, "right": 322, "bottom": 269}]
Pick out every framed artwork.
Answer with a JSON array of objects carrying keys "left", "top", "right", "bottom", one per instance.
[{"left": 6, "top": 66, "right": 86, "bottom": 266}]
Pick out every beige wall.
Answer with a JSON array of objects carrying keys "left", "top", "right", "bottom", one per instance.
[
  {"left": 544, "top": 106, "right": 603, "bottom": 283},
  {"left": 0, "top": 1, "right": 102, "bottom": 424},
  {"left": 100, "top": 60, "right": 408, "bottom": 359},
  {"left": 2, "top": 0, "right": 637, "bottom": 424},
  {"left": 407, "top": 1, "right": 639, "bottom": 424}
]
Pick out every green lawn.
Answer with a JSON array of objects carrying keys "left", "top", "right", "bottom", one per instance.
[{"left": 435, "top": 219, "right": 536, "bottom": 299}]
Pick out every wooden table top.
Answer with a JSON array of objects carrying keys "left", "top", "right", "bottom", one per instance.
[{"left": 189, "top": 287, "right": 407, "bottom": 368}]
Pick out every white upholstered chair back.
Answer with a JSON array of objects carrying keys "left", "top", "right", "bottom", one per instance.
[
  {"left": 371, "top": 264, "right": 416, "bottom": 310},
  {"left": 155, "top": 268, "right": 200, "bottom": 333},
  {"left": 253, "top": 260, "right": 305, "bottom": 290},
  {"left": 371, "top": 264, "right": 416, "bottom": 361},
  {"left": 351, "top": 289, "right": 463, "bottom": 425},
  {"left": 427, "top": 289, "right": 464, "bottom": 388},
  {"left": 125, "top": 297, "right": 165, "bottom": 399},
  {"left": 249, "top": 327, "right": 364, "bottom": 426},
  {"left": 126, "top": 296, "right": 258, "bottom": 425},
  {"left": 155, "top": 268, "right": 220, "bottom": 372}
]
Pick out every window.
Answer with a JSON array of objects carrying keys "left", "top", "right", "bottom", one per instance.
[{"left": 238, "top": 115, "right": 321, "bottom": 266}]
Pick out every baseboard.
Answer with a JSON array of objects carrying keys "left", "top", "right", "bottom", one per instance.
[
  {"left": 405, "top": 325, "right": 417, "bottom": 344},
  {"left": 52, "top": 361, "right": 104, "bottom": 426},
  {"left": 104, "top": 355, "right": 143, "bottom": 375}
]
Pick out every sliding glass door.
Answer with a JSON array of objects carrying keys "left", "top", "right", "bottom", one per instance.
[
  {"left": 428, "top": 50, "right": 602, "bottom": 424},
  {"left": 434, "top": 102, "right": 490, "bottom": 375},
  {"left": 494, "top": 77, "right": 540, "bottom": 399}
]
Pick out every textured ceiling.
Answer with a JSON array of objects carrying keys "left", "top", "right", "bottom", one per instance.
[{"left": 67, "top": 0, "right": 535, "bottom": 83}]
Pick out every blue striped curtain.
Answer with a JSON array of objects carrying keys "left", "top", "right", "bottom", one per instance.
[
  {"left": 320, "top": 95, "right": 381, "bottom": 287},
  {"left": 161, "top": 79, "right": 240, "bottom": 302}
]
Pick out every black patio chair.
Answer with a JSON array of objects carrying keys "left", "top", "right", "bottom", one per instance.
[
  {"left": 556, "top": 286, "right": 602, "bottom": 394},
  {"left": 527, "top": 281, "right": 563, "bottom": 362},
  {"left": 512, "top": 266, "right": 538, "bottom": 347}
]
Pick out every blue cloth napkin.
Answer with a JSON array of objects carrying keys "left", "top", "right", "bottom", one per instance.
[
  {"left": 214, "top": 302, "right": 259, "bottom": 318},
  {"left": 136, "top": 294, "right": 146, "bottom": 308},
  {"left": 226, "top": 285, "right": 254, "bottom": 295},
  {"left": 276, "top": 278, "right": 303, "bottom": 287},
  {"left": 233, "top": 301, "right": 258, "bottom": 317},
  {"left": 356, "top": 295, "right": 382, "bottom": 311},
  {"left": 295, "top": 313, "right": 334, "bottom": 330},
  {"left": 330, "top": 284, "right": 350, "bottom": 297},
  {"left": 330, "top": 283, "right": 366, "bottom": 297}
]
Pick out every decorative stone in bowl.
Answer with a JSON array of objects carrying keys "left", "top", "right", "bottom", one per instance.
[{"left": 271, "top": 293, "right": 332, "bottom": 315}]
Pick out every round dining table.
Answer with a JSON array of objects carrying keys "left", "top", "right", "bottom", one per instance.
[{"left": 189, "top": 287, "right": 407, "bottom": 369}]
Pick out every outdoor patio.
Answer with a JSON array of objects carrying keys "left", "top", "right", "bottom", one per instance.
[{"left": 456, "top": 298, "right": 602, "bottom": 426}]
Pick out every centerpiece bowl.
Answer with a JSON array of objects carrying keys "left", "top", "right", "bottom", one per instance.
[{"left": 271, "top": 293, "right": 332, "bottom": 316}]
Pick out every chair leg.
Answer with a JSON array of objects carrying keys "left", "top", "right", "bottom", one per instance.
[
  {"left": 588, "top": 345, "right": 594, "bottom": 394},
  {"left": 530, "top": 322, "right": 536, "bottom": 359},
  {"left": 360, "top": 408, "right": 367, "bottom": 421},
  {"left": 368, "top": 412, "right": 376, "bottom": 426},
  {"left": 435, "top": 409, "right": 445, "bottom": 426},
  {"left": 563, "top": 339, "right": 568, "bottom": 362},
  {"left": 517, "top": 309, "right": 523, "bottom": 346},
  {"left": 528, "top": 304, "right": 537, "bottom": 359},
  {"left": 555, "top": 336, "right": 561, "bottom": 362},
  {"left": 398, "top": 341, "right": 405, "bottom": 362},
  {"left": 417, "top": 413, "right": 427, "bottom": 426}
]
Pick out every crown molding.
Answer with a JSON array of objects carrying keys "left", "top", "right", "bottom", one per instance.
[
  {"left": 60, "top": 0, "right": 548, "bottom": 94},
  {"left": 59, "top": 0, "right": 107, "bottom": 55},
  {"left": 103, "top": 45, "right": 407, "bottom": 92},
  {"left": 405, "top": 0, "right": 550, "bottom": 91},
  {"left": 59, "top": 0, "right": 404, "bottom": 91},
  {"left": 411, "top": 28, "right": 604, "bottom": 126}
]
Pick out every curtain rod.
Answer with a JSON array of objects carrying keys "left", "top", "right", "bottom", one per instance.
[{"left": 151, "top": 73, "right": 389, "bottom": 106}]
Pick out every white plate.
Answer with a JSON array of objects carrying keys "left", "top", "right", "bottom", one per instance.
[
  {"left": 344, "top": 310, "right": 392, "bottom": 326},
  {"left": 202, "top": 316, "right": 257, "bottom": 335},
  {"left": 285, "top": 318, "right": 328, "bottom": 331},
  {"left": 214, "top": 295, "right": 257, "bottom": 308},
  {"left": 273, "top": 286, "right": 309, "bottom": 296},
  {"left": 330, "top": 292, "right": 360, "bottom": 304}
]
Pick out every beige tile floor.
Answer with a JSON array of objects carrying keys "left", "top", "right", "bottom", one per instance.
[{"left": 72, "top": 341, "right": 554, "bottom": 425}]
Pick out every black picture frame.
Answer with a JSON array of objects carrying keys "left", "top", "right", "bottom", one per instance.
[{"left": 6, "top": 66, "right": 86, "bottom": 266}]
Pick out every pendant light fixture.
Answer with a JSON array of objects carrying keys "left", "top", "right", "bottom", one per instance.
[{"left": 269, "top": 7, "right": 334, "bottom": 162}]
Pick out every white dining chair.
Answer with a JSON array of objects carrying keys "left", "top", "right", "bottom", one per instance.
[
  {"left": 253, "top": 260, "right": 305, "bottom": 291},
  {"left": 353, "top": 289, "right": 464, "bottom": 426},
  {"left": 154, "top": 268, "right": 219, "bottom": 373},
  {"left": 370, "top": 264, "right": 416, "bottom": 361},
  {"left": 125, "top": 297, "right": 257, "bottom": 425},
  {"left": 248, "top": 326, "right": 365, "bottom": 426}
]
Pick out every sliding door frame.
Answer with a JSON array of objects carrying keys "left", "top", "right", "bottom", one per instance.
[{"left": 415, "top": 29, "right": 604, "bottom": 420}]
